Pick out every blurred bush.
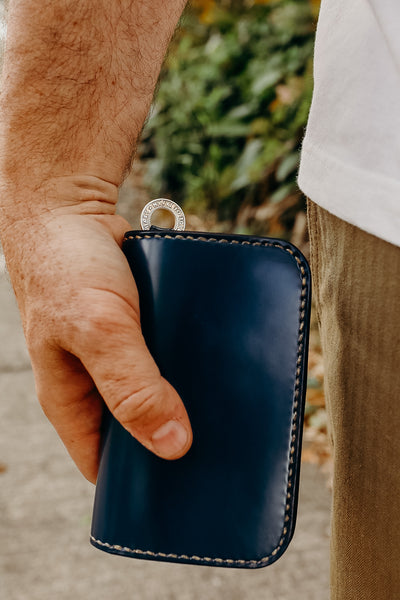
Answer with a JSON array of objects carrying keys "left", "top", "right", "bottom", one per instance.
[{"left": 140, "top": 0, "right": 319, "bottom": 239}]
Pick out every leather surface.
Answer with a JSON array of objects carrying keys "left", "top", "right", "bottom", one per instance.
[{"left": 91, "top": 230, "right": 311, "bottom": 568}]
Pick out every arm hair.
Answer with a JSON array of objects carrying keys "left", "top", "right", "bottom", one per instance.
[{"left": 0, "top": 0, "right": 187, "bottom": 188}]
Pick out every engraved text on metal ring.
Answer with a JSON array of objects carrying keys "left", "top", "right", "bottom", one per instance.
[{"left": 140, "top": 198, "right": 186, "bottom": 231}]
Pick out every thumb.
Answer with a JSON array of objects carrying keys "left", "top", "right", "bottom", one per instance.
[{"left": 75, "top": 294, "right": 193, "bottom": 460}]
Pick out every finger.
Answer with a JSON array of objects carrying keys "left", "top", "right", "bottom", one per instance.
[
  {"left": 73, "top": 291, "right": 193, "bottom": 460},
  {"left": 32, "top": 350, "right": 103, "bottom": 484}
]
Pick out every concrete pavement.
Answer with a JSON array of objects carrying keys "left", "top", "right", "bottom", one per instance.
[{"left": 0, "top": 259, "right": 331, "bottom": 600}]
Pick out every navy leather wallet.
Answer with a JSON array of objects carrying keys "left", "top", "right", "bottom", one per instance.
[{"left": 91, "top": 202, "right": 311, "bottom": 569}]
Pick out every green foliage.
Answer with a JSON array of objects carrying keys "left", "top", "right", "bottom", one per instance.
[{"left": 141, "top": 0, "right": 317, "bottom": 235}]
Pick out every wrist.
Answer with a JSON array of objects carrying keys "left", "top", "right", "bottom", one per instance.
[{"left": 0, "top": 173, "right": 119, "bottom": 233}]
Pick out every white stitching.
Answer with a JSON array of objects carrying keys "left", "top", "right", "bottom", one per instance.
[
  {"left": 90, "top": 536, "right": 268, "bottom": 566},
  {"left": 96, "top": 231, "right": 309, "bottom": 567}
]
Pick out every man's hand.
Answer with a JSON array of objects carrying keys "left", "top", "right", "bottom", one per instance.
[
  {"left": 1, "top": 182, "right": 192, "bottom": 483},
  {"left": 0, "top": 0, "right": 190, "bottom": 482}
]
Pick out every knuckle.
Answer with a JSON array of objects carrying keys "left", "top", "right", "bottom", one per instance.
[
  {"left": 23, "top": 317, "right": 50, "bottom": 358},
  {"left": 24, "top": 296, "right": 74, "bottom": 351},
  {"left": 70, "top": 295, "right": 139, "bottom": 348},
  {"left": 113, "top": 383, "right": 163, "bottom": 429},
  {"left": 24, "top": 325, "right": 39, "bottom": 355},
  {"left": 69, "top": 303, "right": 123, "bottom": 349}
]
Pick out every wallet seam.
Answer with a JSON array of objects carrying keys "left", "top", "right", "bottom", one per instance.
[{"left": 97, "top": 232, "right": 309, "bottom": 567}]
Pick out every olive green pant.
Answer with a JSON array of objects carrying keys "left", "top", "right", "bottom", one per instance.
[{"left": 307, "top": 200, "right": 400, "bottom": 600}]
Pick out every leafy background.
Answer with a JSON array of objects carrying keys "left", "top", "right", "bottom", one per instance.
[
  {"left": 120, "top": 0, "right": 329, "bottom": 472},
  {"left": 140, "top": 0, "right": 319, "bottom": 243}
]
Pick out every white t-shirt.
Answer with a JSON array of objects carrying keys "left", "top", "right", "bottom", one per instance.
[{"left": 298, "top": 0, "right": 400, "bottom": 247}]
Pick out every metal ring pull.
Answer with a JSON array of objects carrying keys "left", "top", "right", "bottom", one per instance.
[{"left": 140, "top": 198, "right": 186, "bottom": 231}]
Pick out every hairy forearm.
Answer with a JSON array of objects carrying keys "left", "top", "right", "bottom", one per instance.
[
  {"left": 0, "top": 0, "right": 187, "bottom": 205},
  {"left": 0, "top": 1, "right": 193, "bottom": 480}
]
